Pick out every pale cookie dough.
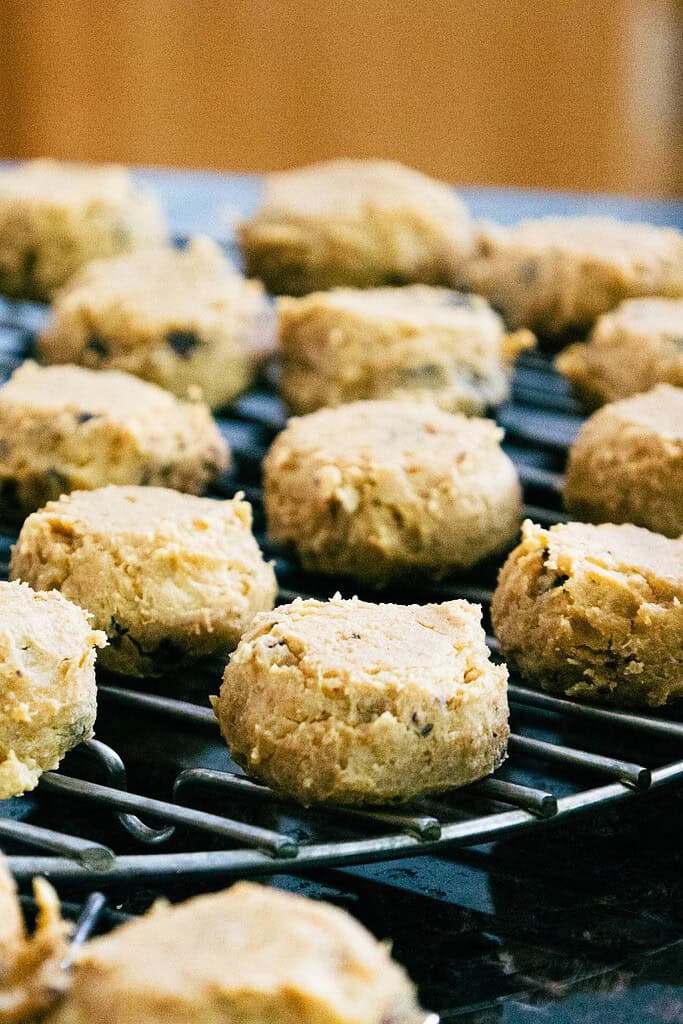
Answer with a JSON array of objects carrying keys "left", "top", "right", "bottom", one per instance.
[
  {"left": 491, "top": 520, "right": 683, "bottom": 707},
  {"left": 37, "top": 237, "right": 272, "bottom": 409},
  {"left": 214, "top": 596, "right": 508, "bottom": 805},
  {"left": 0, "top": 857, "right": 71, "bottom": 1023},
  {"left": 10, "top": 487, "right": 276, "bottom": 678},
  {"left": 556, "top": 297, "right": 683, "bottom": 408},
  {"left": 264, "top": 400, "right": 522, "bottom": 584},
  {"left": 0, "top": 159, "right": 166, "bottom": 300},
  {"left": 45, "top": 882, "right": 423, "bottom": 1024},
  {"left": 0, "top": 361, "right": 229, "bottom": 513},
  {"left": 0, "top": 580, "right": 105, "bottom": 797},
  {"left": 459, "top": 217, "right": 683, "bottom": 335},
  {"left": 278, "top": 285, "right": 534, "bottom": 414},
  {"left": 239, "top": 158, "right": 473, "bottom": 295},
  {"left": 563, "top": 384, "right": 683, "bottom": 538}
]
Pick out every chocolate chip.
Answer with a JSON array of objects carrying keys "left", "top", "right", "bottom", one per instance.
[
  {"left": 166, "top": 330, "right": 198, "bottom": 359},
  {"left": 76, "top": 411, "right": 97, "bottom": 424},
  {"left": 421, "top": 723, "right": 434, "bottom": 737},
  {"left": 86, "top": 335, "right": 110, "bottom": 358},
  {"left": 520, "top": 259, "right": 539, "bottom": 285},
  {"left": 349, "top": 632, "right": 361, "bottom": 640}
]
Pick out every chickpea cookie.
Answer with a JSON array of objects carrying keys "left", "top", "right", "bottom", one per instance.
[
  {"left": 37, "top": 237, "right": 272, "bottom": 409},
  {"left": 0, "top": 856, "right": 71, "bottom": 1023},
  {"left": 264, "top": 399, "right": 522, "bottom": 584},
  {"left": 10, "top": 486, "right": 276, "bottom": 678},
  {"left": 239, "top": 158, "right": 473, "bottom": 295},
  {"left": 563, "top": 384, "right": 683, "bottom": 538},
  {"left": 214, "top": 595, "right": 509, "bottom": 805},
  {"left": 45, "top": 882, "right": 423, "bottom": 1024},
  {"left": 491, "top": 520, "right": 683, "bottom": 707},
  {"left": 556, "top": 297, "right": 683, "bottom": 408},
  {"left": 459, "top": 217, "right": 683, "bottom": 335},
  {"left": 0, "top": 361, "right": 229, "bottom": 513},
  {"left": 0, "top": 159, "right": 166, "bottom": 300},
  {"left": 278, "top": 285, "right": 534, "bottom": 415},
  {"left": 0, "top": 580, "right": 105, "bottom": 798}
]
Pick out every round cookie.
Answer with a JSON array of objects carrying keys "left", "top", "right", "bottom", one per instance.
[
  {"left": 278, "top": 285, "right": 534, "bottom": 415},
  {"left": 0, "top": 361, "right": 230, "bottom": 513},
  {"left": 239, "top": 158, "right": 473, "bottom": 295},
  {"left": 45, "top": 882, "right": 423, "bottom": 1024},
  {"left": 458, "top": 217, "right": 683, "bottom": 335},
  {"left": 563, "top": 384, "right": 683, "bottom": 538},
  {"left": 264, "top": 399, "right": 522, "bottom": 584},
  {"left": 214, "top": 596, "right": 508, "bottom": 805},
  {"left": 556, "top": 297, "right": 683, "bottom": 408},
  {"left": 10, "top": 487, "right": 276, "bottom": 678},
  {"left": 0, "top": 159, "right": 166, "bottom": 300},
  {"left": 491, "top": 520, "right": 683, "bottom": 707},
  {"left": 0, "top": 580, "right": 105, "bottom": 797},
  {"left": 37, "top": 236, "right": 272, "bottom": 410}
]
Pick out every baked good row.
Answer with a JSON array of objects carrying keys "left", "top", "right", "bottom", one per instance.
[{"left": 2, "top": 158, "right": 682, "bottom": 418}]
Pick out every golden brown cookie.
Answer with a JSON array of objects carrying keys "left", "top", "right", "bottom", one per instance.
[
  {"left": 239, "top": 158, "right": 473, "bottom": 294},
  {"left": 0, "top": 580, "right": 105, "bottom": 797},
  {"left": 0, "top": 159, "right": 166, "bottom": 300},
  {"left": 45, "top": 882, "right": 423, "bottom": 1024},
  {"left": 556, "top": 297, "right": 683, "bottom": 408},
  {"left": 0, "top": 361, "right": 229, "bottom": 513},
  {"left": 38, "top": 237, "right": 272, "bottom": 409},
  {"left": 278, "top": 285, "right": 534, "bottom": 414},
  {"left": 563, "top": 384, "right": 683, "bottom": 538},
  {"left": 264, "top": 399, "right": 521, "bottom": 584},
  {"left": 491, "top": 519, "right": 683, "bottom": 707},
  {"left": 214, "top": 595, "right": 509, "bottom": 805},
  {"left": 10, "top": 486, "right": 276, "bottom": 678},
  {"left": 459, "top": 217, "right": 683, "bottom": 335}
]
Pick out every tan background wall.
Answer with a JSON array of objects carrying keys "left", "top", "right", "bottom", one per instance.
[{"left": 1, "top": 0, "right": 681, "bottom": 196}]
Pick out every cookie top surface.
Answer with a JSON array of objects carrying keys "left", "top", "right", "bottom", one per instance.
[
  {"left": 61, "top": 882, "right": 419, "bottom": 1024},
  {"left": 0, "top": 159, "right": 148, "bottom": 204},
  {"left": 597, "top": 384, "right": 683, "bottom": 439},
  {"left": 258, "top": 158, "right": 467, "bottom": 219},
  {"left": 271, "top": 399, "right": 504, "bottom": 468},
  {"left": 240, "top": 595, "right": 487, "bottom": 694},
  {"left": 284, "top": 284, "right": 496, "bottom": 326},
  {"left": 481, "top": 216, "right": 683, "bottom": 261},
  {"left": 53, "top": 236, "right": 263, "bottom": 320},
  {"left": 0, "top": 579, "right": 104, "bottom": 656},
  {"left": 599, "top": 296, "right": 683, "bottom": 334},
  {"left": 529, "top": 520, "right": 683, "bottom": 589},
  {"left": 0, "top": 361, "right": 205, "bottom": 421},
  {"left": 29, "top": 486, "right": 255, "bottom": 548}
]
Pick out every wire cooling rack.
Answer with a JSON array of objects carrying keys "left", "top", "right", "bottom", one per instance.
[{"left": 0, "top": 293, "right": 682, "bottom": 887}]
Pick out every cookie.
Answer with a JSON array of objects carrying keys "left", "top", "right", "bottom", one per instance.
[
  {"left": 239, "top": 158, "right": 473, "bottom": 295},
  {"left": 37, "top": 237, "right": 272, "bottom": 410},
  {"left": 491, "top": 520, "right": 683, "bottom": 707},
  {"left": 556, "top": 297, "right": 683, "bottom": 408},
  {"left": 264, "top": 399, "right": 522, "bottom": 584},
  {"left": 563, "top": 384, "right": 683, "bottom": 538},
  {"left": 45, "top": 882, "right": 423, "bottom": 1024},
  {"left": 10, "top": 487, "right": 276, "bottom": 678},
  {"left": 459, "top": 217, "right": 683, "bottom": 335},
  {"left": 278, "top": 285, "right": 534, "bottom": 415},
  {"left": 0, "top": 858, "right": 70, "bottom": 1022},
  {"left": 0, "top": 361, "right": 230, "bottom": 513},
  {"left": 0, "top": 580, "right": 105, "bottom": 797},
  {"left": 214, "top": 595, "right": 508, "bottom": 805},
  {"left": 0, "top": 159, "right": 166, "bottom": 300}
]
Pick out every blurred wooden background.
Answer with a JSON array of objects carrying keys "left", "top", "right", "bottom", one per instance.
[{"left": 1, "top": 0, "right": 681, "bottom": 196}]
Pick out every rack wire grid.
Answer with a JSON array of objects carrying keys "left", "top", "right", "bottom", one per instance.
[{"left": 1, "top": 286, "right": 682, "bottom": 889}]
